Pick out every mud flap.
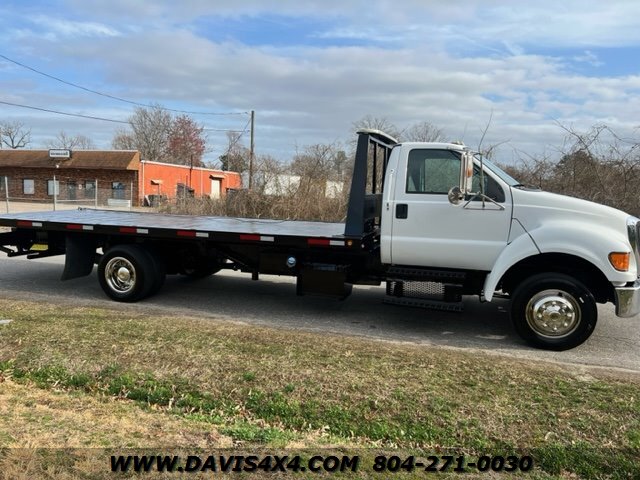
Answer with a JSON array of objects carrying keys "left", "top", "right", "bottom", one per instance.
[
  {"left": 296, "top": 264, "right": 352, "bottom": 299},
  {"left": 61, "top": 234, "right": 97, "bottom": 281}
]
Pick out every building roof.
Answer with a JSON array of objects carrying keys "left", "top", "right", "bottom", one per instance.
[{"left": 0, "top": 150, "right": 140, "bottom": 170}]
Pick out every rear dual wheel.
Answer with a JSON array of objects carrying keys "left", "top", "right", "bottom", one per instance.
[{"left": 98, "top": 245, "right": 165, "bottom": 302}]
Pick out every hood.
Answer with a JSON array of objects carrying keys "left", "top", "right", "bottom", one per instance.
[{"left": 511, "top": 188, "right": 631, "bottom": 233}]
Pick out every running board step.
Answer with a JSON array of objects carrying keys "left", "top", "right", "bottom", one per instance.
[
  {"left": 385, "top": 280, "right": 463, "bottom": 312},
  {"left": 386, "top": 267, "right": 466, "bottom": 283}
]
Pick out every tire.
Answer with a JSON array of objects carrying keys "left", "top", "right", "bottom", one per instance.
[
  {"left": 510, "top": 272, "right": 597, "bottom": 351},
  {"left": 98, "top": 245, "right": 160, "bottom": 302}
]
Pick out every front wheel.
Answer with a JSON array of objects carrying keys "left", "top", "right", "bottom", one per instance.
[{"left": 510, "top": 273, "right": 597, "bottom": 351}]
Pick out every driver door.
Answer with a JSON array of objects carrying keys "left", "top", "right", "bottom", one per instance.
[{"left": 390, "top": 147, "right": 512, "bottom": 271}]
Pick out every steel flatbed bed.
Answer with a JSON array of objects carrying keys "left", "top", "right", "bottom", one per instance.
[
  {"left": 0, "top": 130, "right": 395, "bottom": 302},
  {"left": 0, "top": 206, "right": 380, "bottom": 299},
  {"left": 0, "top": 208, "right": 354, "bottom": 248}
]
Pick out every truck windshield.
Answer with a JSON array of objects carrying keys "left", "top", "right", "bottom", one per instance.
[{"left": 481, "top": 159, "right": 521, "bottom": 186}]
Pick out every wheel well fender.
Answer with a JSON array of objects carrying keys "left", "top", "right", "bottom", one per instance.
[
  {"left": 483, "top": 232, "right": 540, "bottom": 301},
  {"left": 492, "top": 253, "right": 614, "bottom": 304}
]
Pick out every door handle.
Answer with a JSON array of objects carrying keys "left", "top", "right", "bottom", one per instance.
[{"left": 396, "top": 203, "right": 408, "bottom": 219}]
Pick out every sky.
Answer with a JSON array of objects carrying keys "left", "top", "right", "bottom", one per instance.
[{"left": 1, "top": 0, "right": 640, "bottom": 166}]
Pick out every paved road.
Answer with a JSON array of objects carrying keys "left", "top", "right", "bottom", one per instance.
[{"left": 0, "top": 256, "right": 638, "bottom": 374}]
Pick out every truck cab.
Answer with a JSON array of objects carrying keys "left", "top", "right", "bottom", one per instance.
[{"left": 358, "top": 129, "right": 640, "bottom": 350}]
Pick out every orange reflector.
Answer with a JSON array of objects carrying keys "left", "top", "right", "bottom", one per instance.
[{"left": 609, "top": 252, "right": 630, "bottom": 271}]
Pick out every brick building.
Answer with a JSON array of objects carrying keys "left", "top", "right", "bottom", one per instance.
[
  {"left": 0, "top": 149, "right": 241, "bottom": 206},
  {"left": 140, "top": 160, "right": 241, "bottom": 203}
]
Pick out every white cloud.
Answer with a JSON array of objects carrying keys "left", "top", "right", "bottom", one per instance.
[
  {"left": 573, "top": 50, "right": 604, "bottom": 67},
  {"left": 61, "top": 0, "right": 640, "bottom": 48},
  {"left": 28, "top": 16, "right": 120, "bottom": 40},
  {"left": 2, "top": 1, "right": 640, "bottom": 163}
]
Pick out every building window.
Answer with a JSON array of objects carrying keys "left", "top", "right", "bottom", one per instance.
[
  {"left": 47, "top": 179, "right": 60, "bottom": 196},
  {"left": 84, "top": 180, "right": 96, "bottom": 199},
  {"left": 112, "top": 182, "right": 125, "bottom": 200},
  {"left": 23, "top": 179, "right": 35, "bottom": 195}
]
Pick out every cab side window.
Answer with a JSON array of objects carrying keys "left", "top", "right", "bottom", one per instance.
[
  {"left": 406, "top": 148, "right": 505, "bottom": 202},
  {"left": 406, "top": 149, "right": 460, "bottom": 194}
]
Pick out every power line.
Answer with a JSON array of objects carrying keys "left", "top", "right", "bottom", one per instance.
[
  {"left": 0, "top": 99, "right": 248, "bottom": 133},
  {"left": 0, "top": 99, "right": 129, "bottom": 124},
  {"left": 0, "top": 53, "right": 249, "bottom": 117},
  {"left": 231, "top": 116, "right": 253, "bottom": 140}
]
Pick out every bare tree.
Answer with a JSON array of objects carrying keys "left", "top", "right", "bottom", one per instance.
[
  {"left": 111, "top": 128, "right": 137, "bottom": 150},
  {"left": 353, "top": 115, "right": 448, "bottom": 143},
  {"left": 111, "top": 105, "right": 172, "bottom": 161},
  {"left": 0, "top": 121, "right": 31, "bottom": 149},
  {"left": 353, "top": 115, "right": 400, "bottom": 139},
  {"left": 111, "top": 106, "right": 207, "bottom": 166},
  {"left": 219, "top": 131, "right": 250, "bottom": 173},
  {"left": 130, "top": 105, "right": 172, "bottom": 162},
  {"left": 45, "top": 130, "right": 95, "bottom": 150},
  {"left": 401, "top": 121, "right": 445, "bottom": 142},
  {"left": 506, "top": 123, "right": 640, "bottom": 216},
  {"left": 251, "top": 154, "right": 283, "bottom": 193}
]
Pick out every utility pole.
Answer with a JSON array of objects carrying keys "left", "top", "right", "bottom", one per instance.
[{"left": 249, "top": 110, "right": 255, "bottom": 190}]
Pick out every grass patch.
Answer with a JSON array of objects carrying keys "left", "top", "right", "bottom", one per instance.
[{"left": 0, "top": 299, "right": 638, "bottom": 479}]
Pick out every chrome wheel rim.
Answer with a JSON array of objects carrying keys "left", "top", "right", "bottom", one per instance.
[
  {"left": 526, "top": 289, "right": 581, "bottom": 338},
  {"left": 104, "top": 256, "right": 136, "bottom": 294}
]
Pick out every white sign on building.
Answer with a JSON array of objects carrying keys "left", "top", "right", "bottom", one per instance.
[{"left": 48, "top": 149, "right": 71, "bottom": 159}]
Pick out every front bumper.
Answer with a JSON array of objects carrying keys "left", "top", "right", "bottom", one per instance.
[{"left": 615, "top": 280, "right": 640, "bottom": 317}]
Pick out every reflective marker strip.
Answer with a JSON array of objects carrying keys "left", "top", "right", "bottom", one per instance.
[
  {"left": 17, "top": 221, "right": 42, "bottom": 227},
  {"left": 308, "top": 238, "right": 345, "bottom": 247},
  {"left": 239, "top": 234, "right": 274, "bottom": 242},
  {"left": 308, "top": 238, "right": 330, "bottom": 246},
  {"left": 66, "top": 224, "right": 93, "bottom": 231},
  {"left": 119, "top": 227, "right": 148, "bottom": 234},
  {"left": 177, "top": 230, "right": 209, "bottom": 238}
]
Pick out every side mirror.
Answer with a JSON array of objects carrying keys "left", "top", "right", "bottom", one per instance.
[
  {"left": 447, "top": 186, "right": 463, "bottom": 205},
  {"left": 460, "top": 150, "right": 474, "bottom": 194},
  {"left": 448, "top": 150, "right": 474, "bottom": 205}
]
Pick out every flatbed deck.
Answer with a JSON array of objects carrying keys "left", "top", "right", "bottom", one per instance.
[{"left": 0, "top": 208, "right": 370, "bottom": 253}]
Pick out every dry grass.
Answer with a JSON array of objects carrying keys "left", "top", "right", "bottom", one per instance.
[
  {"left": 0, "top": 299, "right": 639, "bottom": 479},
  {"left": 0, "top": 378, "right": 233, "bottom": 480},
  {"left": 160, "top": 190, "right": 349, "bottom": 222},
  {"left": 0, "top": 379, "right": 230, "bottom": 449}
]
